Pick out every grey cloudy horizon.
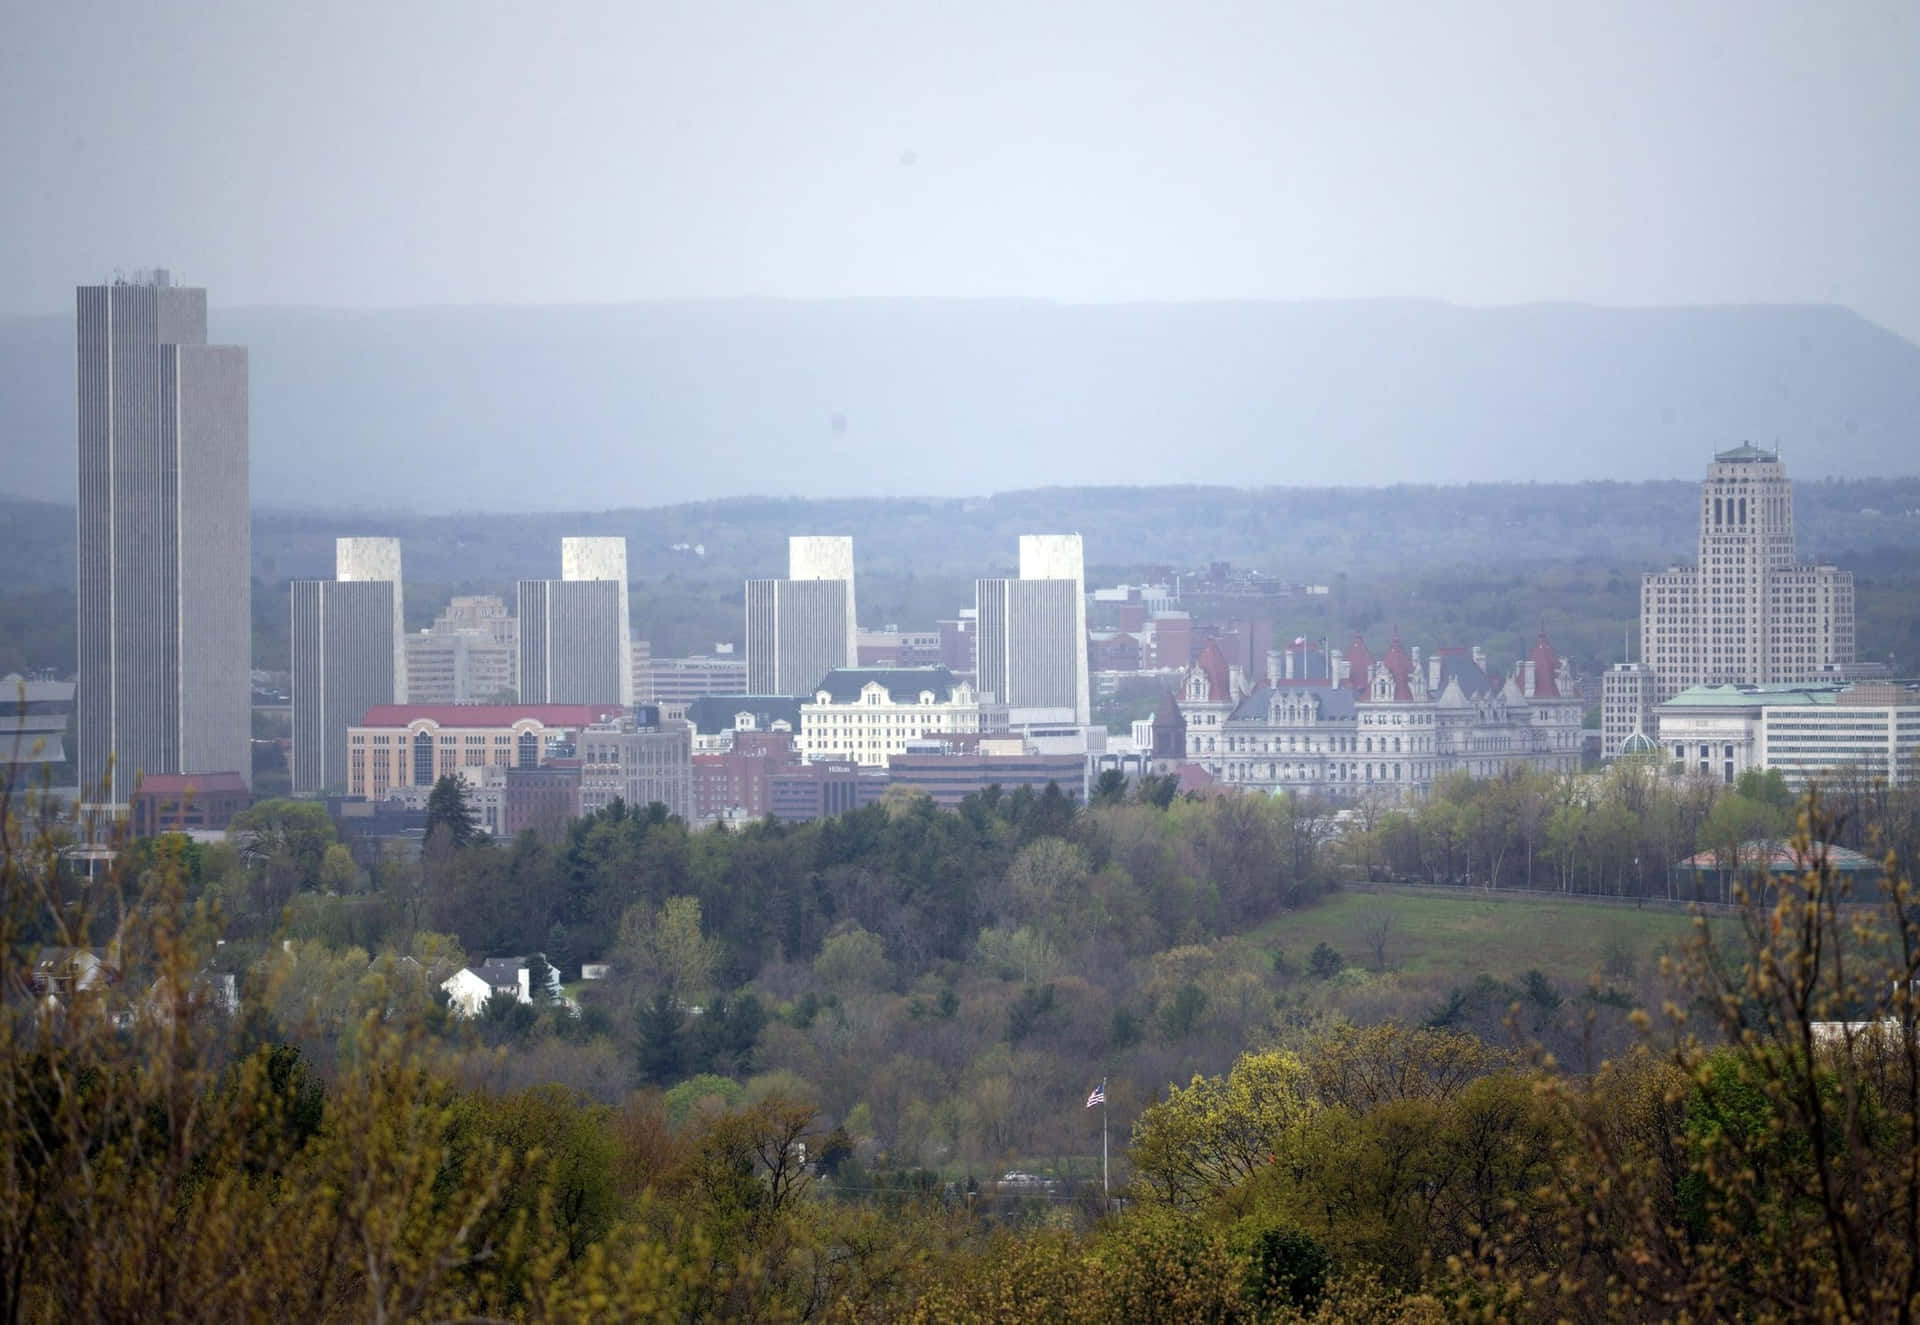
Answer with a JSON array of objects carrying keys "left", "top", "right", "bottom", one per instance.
[{"left": 2, "top": 0, "right": 1918, "bottom": 340}]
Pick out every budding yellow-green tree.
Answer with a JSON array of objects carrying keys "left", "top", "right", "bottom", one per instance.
[{"left": 1129, "top": 1049, "right": 1314, "bottom": 1210}]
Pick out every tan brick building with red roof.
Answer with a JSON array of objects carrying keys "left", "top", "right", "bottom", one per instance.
[{"left": 346, "top": 703, "right": 622, "bottom": 800}]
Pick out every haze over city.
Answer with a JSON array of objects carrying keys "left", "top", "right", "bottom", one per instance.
[
  {"left": 3, "top": 1, "right": 1919, "bottom": 507},
  {"left": 9, "top": 5, "right": 1920, "bottom": 1319}
]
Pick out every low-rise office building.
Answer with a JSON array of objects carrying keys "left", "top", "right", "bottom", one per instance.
[
  {"left": 693, "top": 730, "right": 800, "bottom": 820},
  {"left": 1762, "top": 682, "right": 1920, "bottom": 790},
  {"left": 577, "top": 711, "right": 693, "bottom": 820},
  {"left": 769, "top": 758, "right": 881, "bottom": 821},
  {"left": 857, "top": 629, "right": 944, "bottom": 667},
  {"left": 1654, "top": 684, "right": 1827, "bottom": 784},
  {"left": 346, "top": 703, "right": 620, "bottom": 800},
  {"left": 503, "top": 760, "right": 582, "bottom": 839},
  {"left": 646, "top": 652, "right": 749, "bottom": 705},
  {"left": 887, "top": 736, "right": 1087, "bottom": 807},
  {"left": 1652, "top": 681, "right": 1920, "bottom": 789},
  {"left": 131, "top": 771, "right": 250, "bottom": 837},
  {"left": 2, "top": 673, "right": 75, "bottom": 775}
]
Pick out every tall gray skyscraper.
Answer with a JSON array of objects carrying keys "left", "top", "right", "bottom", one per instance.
[
  {"left": 975, "top": 533, "right": 1090, "bottom": 724},
  {"left": 77, "top": 271, "right": 250, "bottom": 803},
  {"left": 519, "top": 537, "right": 633, "bottom": 706},
  {"left": 745, "top": 535, "right": 858, "bottom": 695},
  {"left": 292, "top": 538, "right": 405, "bottom": 795}
]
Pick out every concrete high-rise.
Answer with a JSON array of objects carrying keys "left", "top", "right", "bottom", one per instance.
[
  {"left": 745, "top": 536, "right": 858, "bottom": 696},
  {"left": 519, "top": 537, "right": 633, "bottom": 706},
  {"left": 975, "top": 534, "right": 1091, "bottom": 724},
  {"left": 76, "top": 271, "right": 249, "bottom": 803},
  {"left": 292, "top": 538, "right": 405, "bottom": 795},
  {"left": 406, "top": 595, "right": 518, "bottom": 704},
  {"left": 1605, "top": 446, "right": 1856, "bottom": 754}
]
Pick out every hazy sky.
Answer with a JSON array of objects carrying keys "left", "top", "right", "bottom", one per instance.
[{"left": 3, "top": 1, "right": 1917, "bottom": 338}]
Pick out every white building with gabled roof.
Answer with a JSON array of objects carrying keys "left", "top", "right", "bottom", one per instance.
[{"left": 798, "top": 666, "right": 1009, "bottom": 767}]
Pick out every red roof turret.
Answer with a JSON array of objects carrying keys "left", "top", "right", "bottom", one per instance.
[
  {"left": 1194, "top": 641, "right": 1231, "bottom": 703},
  {"left": 1344, "top": 634, "right": 1374, "bottom": 693},
  {"left": 1379, "top": 632, "right": 1414, "bottom": 702},
  {"left": 1527, "top": 631, "right": 1561, "bottom": 698}
]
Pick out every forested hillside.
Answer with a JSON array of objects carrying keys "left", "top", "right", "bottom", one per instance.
[{"left": 8, "top": 766, "right": 1920, "bottom": 1317}]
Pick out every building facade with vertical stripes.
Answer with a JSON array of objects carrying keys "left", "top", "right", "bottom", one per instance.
[
  {"left": 745, "top": 535, "right": 859, "bottom": 697},
  {"left": 973, "top": 533, "right": 1091, "bottom": 724},
  {"left": 518, "top": 538, "right": 631, "bottom": 707},
  {"left": 76, "top": 272, "right": 250, "bottom": 804},
  {"left": 745, "top": 578, "right": 851, "bottom": 696},
  {"left": 291, "top": 538, "right": 404, "bottom": 795}
]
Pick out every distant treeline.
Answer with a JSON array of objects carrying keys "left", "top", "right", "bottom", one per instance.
[{"left": 5, "top": 483, "right": 1919, "bottom": 671}]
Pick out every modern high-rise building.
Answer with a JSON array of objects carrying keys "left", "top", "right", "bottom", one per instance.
[
  {"left": 406, "top": 595, "right": 518, "bottom": 704},
  {"left": 519, "top": 537, "right": 633, "bottom": 706},
  {"left": 76, "top": 271, "right": 250, "bottom": 803},
  {"left": 975, "top": 533, "right": 1091, "bottom": 724},
  {"left": 1605, "top": 446, "right": 1856, "bottom": 754},
  {"left": 292, "top": 538, "right": 405, "bottom": 795},
  {"left": 745, "top": 536, "right": 858, "bottom": 696}
]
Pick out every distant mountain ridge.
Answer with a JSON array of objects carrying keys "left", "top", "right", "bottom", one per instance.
[
  {"left": 5, "top": 478, "right": 1919, "bottom": 597},
  {"left": 2, "top": 298, "right": 1917, "bottom": 510}
]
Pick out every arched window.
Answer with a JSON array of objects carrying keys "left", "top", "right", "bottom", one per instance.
[
  {"left": 412, "top": 730, "right": 434, "bottom": 785},
  {"left": 517, "top": 730, "right": 538, "bottom": 769}
]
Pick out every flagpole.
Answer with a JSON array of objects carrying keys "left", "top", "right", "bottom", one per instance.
[{"left": 1102, "top": 1097, "right": 1109, "bottom": 1198}]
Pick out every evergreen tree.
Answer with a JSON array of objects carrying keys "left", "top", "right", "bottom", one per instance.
[
  {"left": 635, "top": 991, "right": 686, "bottom": 1086},
  {"left": 424, "top": 775, "right": 479, "bottom": 848},
  {"left": 1308, "top": 942, "right": 1345, "bottom": 980}
]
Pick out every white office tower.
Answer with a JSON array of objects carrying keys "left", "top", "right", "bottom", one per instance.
[
  {"left": 292, "top": 538, "right": 405, "bottom": 794},
  {"left": 1607, "top": 446, "right": 1856, "bottom": 753},
  {"left": 76, "top": 272, "right": 250, "bottom": 803},
  {"left": 519, "top": 537, "right": 633, "bottom": 706},
  {"left": 975, "top": 533, "right": 1091, "bottom": 725},
  {"left": 1641, "top": 447, "right": 1854, "bottom": 698},
  {"left": 745, "top": 535, "right": 859, "bottom": 696}
]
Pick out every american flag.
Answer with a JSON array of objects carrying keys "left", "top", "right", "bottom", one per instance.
[{"left": 1085, "top": 1080, "right": 1106, "bottom": 1109}]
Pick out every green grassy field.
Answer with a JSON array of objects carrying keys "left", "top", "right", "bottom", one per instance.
[{"left": 1251, "top": 888, "right": 1711, "bottom": 986}]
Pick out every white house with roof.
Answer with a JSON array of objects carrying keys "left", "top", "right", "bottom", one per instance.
[{"left": 441, "top": 957, "right": 531, "bottom": 1017}]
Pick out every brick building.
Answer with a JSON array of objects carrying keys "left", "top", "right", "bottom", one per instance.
[
  {"left": 502, "top": 760, "right": 582, "bottom": 839},
  {"left": 346, "top": 703, "right": 621, "bottom": 800},
  {"left": 131, "top": 771, "right": 251, "bottom": 836}
]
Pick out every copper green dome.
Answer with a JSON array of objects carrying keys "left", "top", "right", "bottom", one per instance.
[{"left": 1619, "top": 729, "right": 1661, "bottom": 757}]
